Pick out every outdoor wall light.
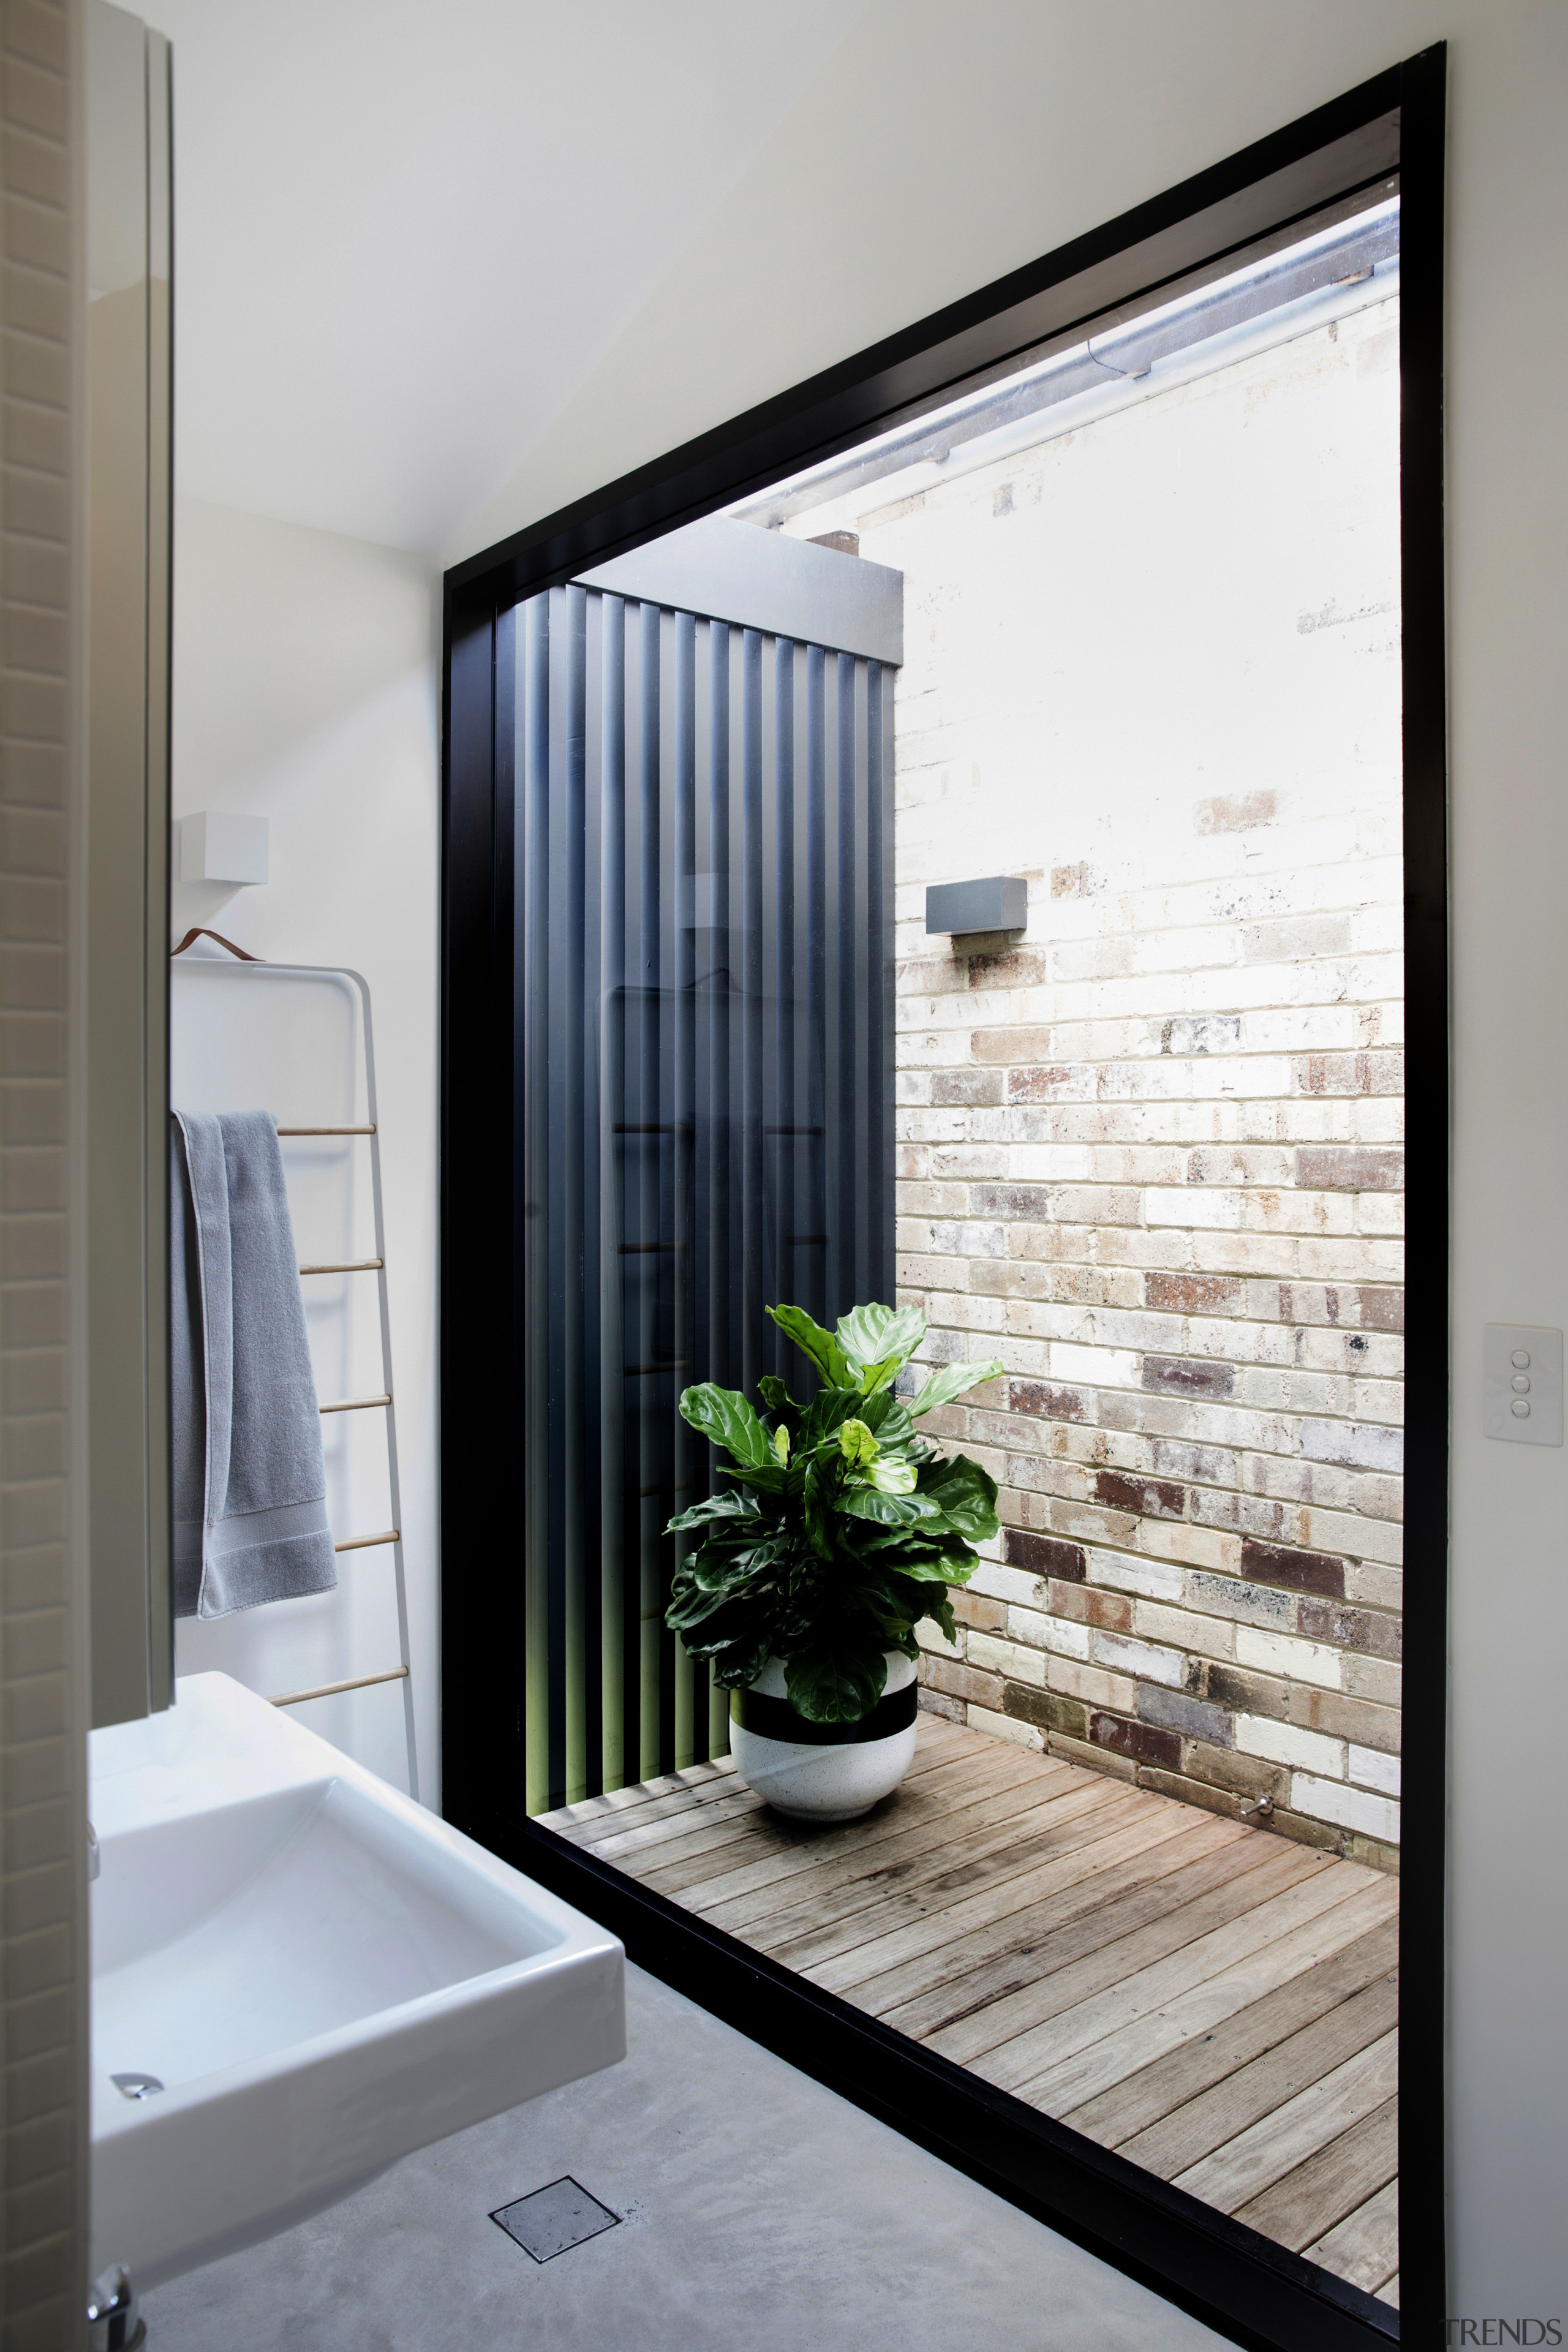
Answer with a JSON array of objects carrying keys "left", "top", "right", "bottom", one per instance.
[{"left": 925, "top": 876, "right": 1028, "bottom": 935}]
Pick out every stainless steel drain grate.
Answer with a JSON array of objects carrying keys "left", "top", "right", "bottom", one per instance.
[{"left": 489, "top": 2177, "right": 620, "bottom": 2262}]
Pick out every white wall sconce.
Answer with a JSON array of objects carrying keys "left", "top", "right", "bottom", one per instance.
[{"left": 181, "top": 811, "right": 269, "bottom": 886}]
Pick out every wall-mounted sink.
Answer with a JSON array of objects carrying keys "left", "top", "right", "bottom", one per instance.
[{"left": 88, "top": 1674, "right": 625, "bottom": 2290}]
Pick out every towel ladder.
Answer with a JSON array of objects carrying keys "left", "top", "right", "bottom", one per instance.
[
  {"left": 268, "top": 1665, "right": 409, "bottom": 1709},
  {"left": 170, "top": 943, "right": 420, "bottom": 1799}
]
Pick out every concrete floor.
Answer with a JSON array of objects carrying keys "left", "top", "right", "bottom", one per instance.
[{"left": 142, "top": 1964, "right": 1234, "bottom": 2351}]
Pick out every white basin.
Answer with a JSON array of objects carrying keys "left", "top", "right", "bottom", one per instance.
[{"left": 89, "top": 1673, "right": 625, "bottom": 2290}]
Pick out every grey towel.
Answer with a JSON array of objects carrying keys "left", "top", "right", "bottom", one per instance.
[{"left": 171, "top": 1110, "right": 338, "bottom": 1618}]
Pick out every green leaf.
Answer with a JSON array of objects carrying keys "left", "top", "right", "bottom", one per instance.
[
  {"left": 801, "top": 1458, "right": 834, "bottom": 1558},
  {"left": 916, "top": 1452, "right": 1000, "bottom": 1540},
  {"left": 679, "top": 1586, "right": 782, "bottom": 1668},
  {"left": 882, "top": 1546, "right": 976, "bottom": 1583},
  {"left": 784, "top": 1635, "right": 889, "bottom": 1724},
  {"left": 906, "top": 1357, "right": 1005, "bottom": 1417},
  {"left": 839, "top": 1417, "right": 878, "bottom": 1468},
  {"left": 842, "top": 1562, "right": 930, "bottom": 1631},
  {"left": 758, "top": 1374, "right": 802, "bottom": 1423},
  {"left": 864, "top": 1453, "right": 917, "bottom": 1494},
  {"left": 706, "top": 1628, "right": 777, "bottom": 1689},
  {"left": 679, "top": 1382, "right": 774, "bottom": 1468},
  {"left": 663, "top": 1491, "right": 761, "bottom": 1536},
  {"left": 798, "top": 1384, "right": 861, "bottom": 1450},
  {"left": 928, "top": 1594, "right": 957, "bottom": 1645},
  {"left": 859, "top": 1390, "right": 914, "bottom": 1444},
  {"left": 858, "top": 1528, "right": 981, "bottom": 1581},
  {"left": 668, "top": 1532, "right": 793, "bottom": 1634},
  {"left": 703, "top": 1533, "right": 790, "bottom": 1590},
  {"left": 837, "top": 1303, "right": 926, "bottom": 1382},
  {"left": 838, "top": 1486, "right": 932, "bottom": 1526},
  {"left": 767, "top": 1303, "right": 852, "bottom": 1388},
  {"left": 726, "top": 1461, "right": 790, "bottom": 1495},
  {"left": 666, "top": 1566, "right": 744, "bottom": 1632}
]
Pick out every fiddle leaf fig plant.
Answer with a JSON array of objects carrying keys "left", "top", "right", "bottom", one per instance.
[{"left": 665, "top": 1302, "right": 1003, "bottom": 1724}]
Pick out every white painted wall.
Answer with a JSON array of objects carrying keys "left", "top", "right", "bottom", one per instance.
[
  {"left": 146, "top": 0, "right": 871, "bottom": 551},
  {"left": 167, "top": 499, "right": 442, "bottom": 1803},
  {"left": 446, "top": 0, "right": 1568, "bottom": 2318}
]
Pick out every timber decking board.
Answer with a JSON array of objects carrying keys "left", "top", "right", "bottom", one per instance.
[
  {"left": 646, "top": 1748, "right": 1077, "bottom": 1912},
  {"left": 913, "top": 1841, "right": 1336, "bottom": 2065},
  {"left": 1305, "top": 2178, "right": 1399, "bottom": 2297},
  {"left": 735, "top": 1776, "right": 1156, "bottom": 1951},
  {"left": 538, "top": 1711, "right": 1400, "bottom": 2303},
  {"left": 965, "top": 1865, "right": 1378, "bottom": 2090},
  {"left": 722, "top": 1774, "right": 1155, "bottom": 1949},
  {"left": 821, "top": 1809, "right": 1240, "bottom": 2003},
  {"left": 1232, "top": 2094, "right": 1399, "bottom": 2252},
  {"left": 1014, "top": 1877, "right": 1398, "bottom": 2113},
  {"left": 1117, "top": 1969, "right": 1399, "bottom": 2178},
  {"left": 1061, "top": 1914, "right": 1400, "bottom": 2147}
]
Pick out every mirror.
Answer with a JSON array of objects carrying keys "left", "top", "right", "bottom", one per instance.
[{"left": 85, "top": 0, "right": 173, "bottom": 1726}]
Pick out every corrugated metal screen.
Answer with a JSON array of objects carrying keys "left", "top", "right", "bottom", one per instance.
[{"left": 511, "top": 582, "right": 895, "bottom": 1812}]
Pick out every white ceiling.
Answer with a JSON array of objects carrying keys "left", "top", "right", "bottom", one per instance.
[{"left": 149, "top": 0, "right": 868, "bottom": 556}]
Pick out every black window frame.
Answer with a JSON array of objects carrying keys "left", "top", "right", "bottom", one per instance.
[{"left": 440, "top": 47, "right": 1447, "bottom": 2351}]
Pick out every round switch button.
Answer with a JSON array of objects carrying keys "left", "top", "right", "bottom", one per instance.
[
  {"left": 1512, "top": 1374, "right": 1532, "bottom": 1393},
  {"left": 1512, "top": 1399, "right": 1532, "bottom": 1419},
  {"left": 1512, "top": 1349, "right": 1532, "bottom": 1369}
]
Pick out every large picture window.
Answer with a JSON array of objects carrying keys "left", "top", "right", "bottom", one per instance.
[{"left": 442, "top": 51, "right": 1446, "bottom": 2352}]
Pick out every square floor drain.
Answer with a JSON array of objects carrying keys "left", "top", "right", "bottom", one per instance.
[{"left": 490, "top": 2177, "right": 621, "bottom": 2262}]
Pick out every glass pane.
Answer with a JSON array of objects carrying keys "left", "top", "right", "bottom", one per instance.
[{"left": 518, "top": 187, "right": 1403, "bottom": 2312}]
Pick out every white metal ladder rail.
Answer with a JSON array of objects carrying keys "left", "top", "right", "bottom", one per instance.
[{"left": 170, "top": 946, "right": 419, "bottom": 1800}]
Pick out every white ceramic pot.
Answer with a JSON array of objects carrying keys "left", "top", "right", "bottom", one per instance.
[{"left": 728, "top": 1650, "right": 919, "bottom": 1823}]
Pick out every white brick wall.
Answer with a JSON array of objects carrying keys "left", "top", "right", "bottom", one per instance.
[
  {"left": 1, "top": 0, "right": 89, "bottom": 2336},
  {"left": 791, "top": 295, "right": 1403, "bottom": 1869}
]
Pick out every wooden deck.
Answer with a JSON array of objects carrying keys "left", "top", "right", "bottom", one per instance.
[{"left": 541, "top": 1713, "right": 1400, "bottom": 2306}]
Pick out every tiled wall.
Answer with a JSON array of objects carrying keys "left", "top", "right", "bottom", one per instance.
[
  {"left": 1, "top": 0, "right": 88, "bottom": 2339},
  {"left": 820, "top": 298, "right": 1404, "bottom": 1868}
]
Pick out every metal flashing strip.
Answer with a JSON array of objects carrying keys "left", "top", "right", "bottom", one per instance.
[
  {"left": 575, "top": 513, "right": 903, "bottom": 665},
  {"left": 733, "top": 197, "right": 1400, "bottom": 529}
]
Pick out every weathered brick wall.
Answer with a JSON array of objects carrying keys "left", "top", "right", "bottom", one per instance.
[{"left": 802, "top": 296, "right": 1404, "bottom": 1868}]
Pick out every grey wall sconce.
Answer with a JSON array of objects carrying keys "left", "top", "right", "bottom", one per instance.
[{"left": 925, "top": 876, "right": 1028, "bottom": 935}]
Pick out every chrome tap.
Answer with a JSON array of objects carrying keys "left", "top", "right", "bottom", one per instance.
[
  {"left": 88, "top": 1820, "right": 100, "bottom": 1881},
  {"left": 87, "top": 2262, "right": 144, "bottom": 2350}
]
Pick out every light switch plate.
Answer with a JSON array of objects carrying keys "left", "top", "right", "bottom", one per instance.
[{"left": 1483, "top": 1324, "right": 1562, "bottom": 1446}]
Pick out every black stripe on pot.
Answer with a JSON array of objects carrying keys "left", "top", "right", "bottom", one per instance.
[{"left": 729, "top": 1680, "right": 919, "bottom": 1746}]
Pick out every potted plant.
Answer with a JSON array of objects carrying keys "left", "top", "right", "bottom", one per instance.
[{"left": 664, "top": 1302, "right": 1003, "bottom": 1822}]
